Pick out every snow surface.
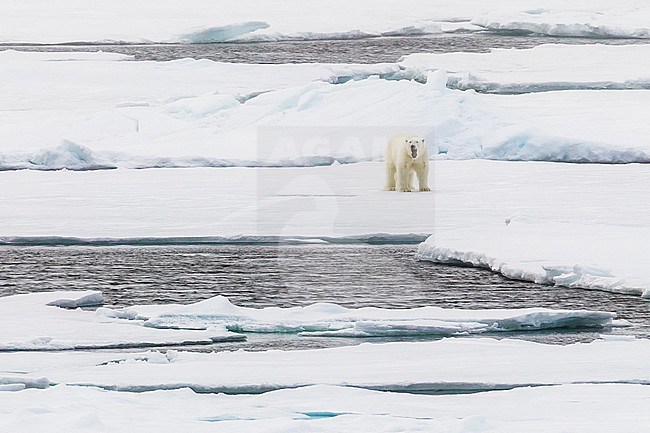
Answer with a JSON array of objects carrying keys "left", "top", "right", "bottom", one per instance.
[
  {"left": 2, "top": 46, "right": 650, "bottom": 169},
  {"left": 4, "top": 338, "right": 649, "bottom": 393},
  {"left": 0, "top": 291, "right": 242, "bottom": 351},
  {"left": 1, "top": 0, "right": 649, "bottom": 43},
  {"left": 472, "top": 3, "right": 650, "bottom": 38},
  {"left": 1, "top": 384, "right": 649, "bottom": 432},
  {"left": 400, "top": 44, "right": 650, "bottom": 93}
]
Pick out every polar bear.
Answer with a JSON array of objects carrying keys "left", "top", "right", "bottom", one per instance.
[{"left": 384, "top": 135, "right": 430, "bottom": 192}]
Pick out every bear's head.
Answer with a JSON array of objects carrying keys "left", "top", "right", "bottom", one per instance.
[{"left": 406, "top": 137, "right": 425, "bottom": 159}]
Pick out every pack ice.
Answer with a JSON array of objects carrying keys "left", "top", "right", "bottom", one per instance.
[
  {"left": 1, "top": 0, "right": 649, "bottom": 43},
  {"left": 3, "top": 337, "right": 650, "bottom": 394},
  {"left": 2, "top": 44, "right": 650, "bottom": 170},
  {"left": 0, "top": 291, "right": 615, "bottom": 353}
]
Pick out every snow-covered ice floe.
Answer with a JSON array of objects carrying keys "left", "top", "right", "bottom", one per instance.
[
  {"left": 472, "top": 2, "right": 650, "bottom": 39},
  {"left": 98, "top": 294, "right": 615, "bottom": 337},
  {"left": 1, "top": 0, "right": 649, "bottom": 43},
  {"left": 0, "top": 291, "right": 243, "bottom": 351},
  {"left": 0, "top": 0, "right": 468, "bottom": 44},
  {"left": 0, "top": 234, "right": 429, "bottom": 247},
  {"left": 0, "top": 290, "right": 615, "bottom": 353},
  {"left": 2, "top": 45, "right": 650, "bottom": 168},
  {"left": 1, "top": 383, "right": 649, "bottom": 432},
  {"left": 3, "top": 338, "right": 649, "bottom": 393},
  {"left": 415, "top": 160, "right": 650, "bottom": 298},
  {"left": 400, "top": 44, "right": 650, "bottom": 94}
]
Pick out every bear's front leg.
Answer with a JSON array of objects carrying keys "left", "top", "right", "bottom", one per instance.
[
  {"left": 416, "top": 162, "right": 430, "bottom": 192},
  {"left": 396, "top": 166, "right": 412, "bottom": 192}
]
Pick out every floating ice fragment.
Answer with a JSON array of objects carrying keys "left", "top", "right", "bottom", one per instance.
[
  {"left": 179, "top": 22, "right": 270, "bottom": 43},
  {"left": 611, "top": 319, "right": 633, "bottom": 328},
  {"left": 111, "top": 295, "right": 618, "bottom": 338},
  {"left": 0, "top": 291, "right": 245, "bottom": 351},
  {"left": 599, "top": 334, "right": 636, "bottom": 341},
  {"left": 47, "top": 291, "right": 104, "bottom": 309}
]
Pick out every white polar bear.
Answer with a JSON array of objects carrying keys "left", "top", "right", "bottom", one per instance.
[{"left": 384, "top": 135, "right": 430, "bottom": 192}]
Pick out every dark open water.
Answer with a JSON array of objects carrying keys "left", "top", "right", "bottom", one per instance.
[
  {"left": 0, "top": 245, "right": 647, "bottom": 351},
  {"left": 6, "top": 33, "right": 650, "bottom": 63}
]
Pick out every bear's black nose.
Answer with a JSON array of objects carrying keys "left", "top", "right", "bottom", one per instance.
[{"left": 410, "top": 144, "right": 418, "bottom": 159}]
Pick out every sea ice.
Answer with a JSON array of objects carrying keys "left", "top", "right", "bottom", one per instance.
[
  {"left": 473, "top": 3, "right": 650, "bottom": 38},
  {"left": 1, "top": 160, "right": 648, "bottom": 299},
  {"left": 400, "top": 44, "right": 650, "bottom": 93},
  {"left": 0, "top": 291, "right": 243, "bottom": 351},
  {"left": 0, "top": 289, "right": 614, "bottom": 353},
  {"left": 1, "top": 383, "right": 649, "bottom": 432},
  {"left": 98, "top": 294, "right": 614, "bottom": 337},
  {"left": 2, "top": 4, "right": 649, "bottom": 431},
  {"left": 1, "top": 0, "right": 648, "bottom": 43},
  {"left": 2, "top": 47, "right": 650, "bottom": 169},
  {"left": 8, "top": 338, "right": 649, "bottom": 393},
  {"left": 416, "top": 160, "right": 650, "bottom": 297}
]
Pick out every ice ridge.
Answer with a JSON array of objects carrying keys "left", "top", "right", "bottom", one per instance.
[{"left": 446, "top": 78, "right": 650, "bottom": 94}]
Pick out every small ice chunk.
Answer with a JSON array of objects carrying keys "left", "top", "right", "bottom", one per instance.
[
  {"left": 0, "top": 384, "right": 26, "bottom": 392},
  {"left": 46, "top": 291, "right": 104, "bottom": 308},
  {"left": 425, "top": 69, "right": 448, "bottom": 91},
  {"left": 611, "top": 319, "right": 632, "bottom": 328},
  {"left": 96, "top": 307, "right": 140, "bottom": 320},
  {"left": 599, "top": 334, "right": 636, "bottom": 341}
]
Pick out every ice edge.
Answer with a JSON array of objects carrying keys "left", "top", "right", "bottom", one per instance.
[
  {"left": 416, "top": 244, "right": 650, "bottom": 298},
  {"left": 0, "top": 234, "right": 430, "bottom": 246}
]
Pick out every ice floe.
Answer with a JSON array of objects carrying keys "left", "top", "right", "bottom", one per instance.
[
  {"left": 415, "top": 160, "right": 650, "bottom": 298},
  {"left": 473, "top": 3, "right": 650, "bottom": 38},
  {"left": 97, "top": 294, "right": 615, "bottom": 337},
  {"left": 0, "top": 289, "right": 615, "bottom": 354},
  {"left": 1, "top": 383, "right": 649, "bottom": 432},
  {"left": 0, "top": 291, "right": 243, "bottom": 351},
  {"left": 0, "top": 234, "right": 429, "bottom": 247},
  {"left": 400, "top": 44, "right": 650, "bottom": 93},
  {"left": 1, "top": 0, "right": 649, "bottom": 43},
  {"left": 4, "top": 338, "right": 648, "bottom": 393}
]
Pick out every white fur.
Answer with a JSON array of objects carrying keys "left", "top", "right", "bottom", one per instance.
[{"left": 384, "top": 135, "right": 430, "bottom": 192}]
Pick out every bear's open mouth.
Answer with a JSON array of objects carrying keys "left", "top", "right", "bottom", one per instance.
[{"left": 410, "top": 144, "right": 418, "bottom": 159}]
